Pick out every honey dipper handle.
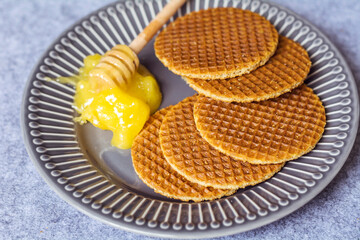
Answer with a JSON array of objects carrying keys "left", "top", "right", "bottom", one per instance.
[{"left": 129, "top": 0, "right": 187, "bottom": 54}]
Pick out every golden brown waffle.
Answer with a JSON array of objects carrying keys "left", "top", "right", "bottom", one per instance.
[
  {"left": 194, "top": 85, "right": 326, "bottom": 164},
  {"left": 159, "top": 96, "right": 284, "bottom": 189},
  {"left": 154, "top": 8, "right": 279, "bottom": 80},
  {"left": 131, "top": 107, "right": 236, "bottom": 202},
  {"left": 185, "top": 36, "right": 311, "bottom": 103}
]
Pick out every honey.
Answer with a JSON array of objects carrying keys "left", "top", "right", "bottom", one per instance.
[{"left": 58, "top": 49, "right": 162, "bottom": 149}]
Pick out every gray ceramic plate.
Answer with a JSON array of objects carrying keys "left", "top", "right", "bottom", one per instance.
[{"left": 21, "top": 0, "right": 359, "bottom": 238}]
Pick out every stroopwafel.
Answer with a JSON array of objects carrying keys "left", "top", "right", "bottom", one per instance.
[
  {"left": 159, "top": 96, "right": 284, "bottom": 189},
  {"left": 185, "top": 36, "right": 311, "bottom": 102},
  {"left": 132, "top": 107, "right": 235, "bottom": 201},
  {"left": 193, "top": 85, "right": 326, "bottom": 164},
  {"left": 154, "top": 8, "right": 279, "bottom": 80}
]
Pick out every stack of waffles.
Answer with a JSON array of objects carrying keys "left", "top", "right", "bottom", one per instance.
[{"left": 131, "top": 8, "right": 326, "bottom": 202}]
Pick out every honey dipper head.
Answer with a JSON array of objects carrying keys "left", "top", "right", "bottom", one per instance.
[
  {"left": 155, "top": 8, "right": 279, "bottom": 80},
  {"left": 89, "top": 45, "right": 139, "bottom": 91}
]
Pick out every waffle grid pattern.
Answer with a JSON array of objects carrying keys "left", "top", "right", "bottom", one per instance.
[
  {"left": 155, "top": 8, "right": 279, "bottom": 79},
  {"left": 132, "top": 107, "right": 233, "bottom": 202},
  {"left": 159, "top": 96, "right": 284, "bottom": 189},
  {"left": 194, "top": 85, "right": 326, "bottom": 164},
  {"left": 185, "top": 36, "right": 311, "bottom": 102}
]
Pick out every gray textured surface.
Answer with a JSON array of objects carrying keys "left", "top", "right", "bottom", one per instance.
[{"left": 1, "top": 0, "right": 359, "bottom": 239}]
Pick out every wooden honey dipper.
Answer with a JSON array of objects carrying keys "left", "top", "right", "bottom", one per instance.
[{"left": 89, "top": 0, "right": 187, "bottom": 91}]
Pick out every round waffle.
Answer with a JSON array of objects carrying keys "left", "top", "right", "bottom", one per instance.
[
  {"left": 185, "top": 36, "right": 311, "bottom": 102},
  {"left": 159, "top": 96, "right": 284, "bottom": 189},
  {"left": 194, "top": 85, "right": 326, "bottom": 164},
  {"left": 131, "top": 107, "right": 235, "bottom": 202},
  {"left": 154, "top": 8, "right": 279, "bottom": 80}
]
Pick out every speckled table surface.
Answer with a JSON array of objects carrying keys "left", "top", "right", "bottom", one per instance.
[{"left": 1, "top": 0, "right": 359, "bottom": 239}]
